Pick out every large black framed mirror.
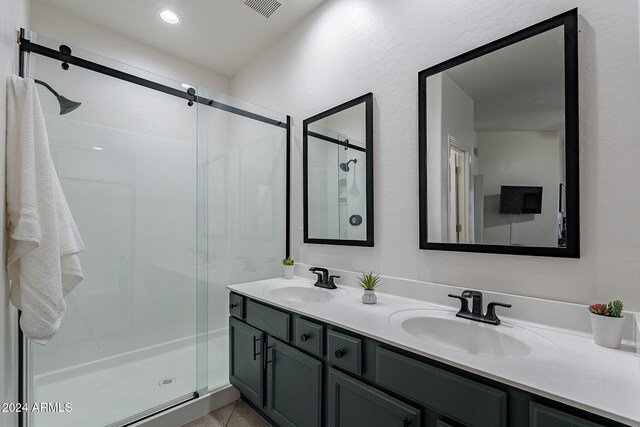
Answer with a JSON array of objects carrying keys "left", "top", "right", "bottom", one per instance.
[
  {"left": 418, "top": 9, "right": 579, "bottom": 258},
  {"left": 303, "top": 93, "right": 374, "bottom": 246}
]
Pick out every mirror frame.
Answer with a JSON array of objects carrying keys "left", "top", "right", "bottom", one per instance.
[
  {"left": 418, "top": 9, "right": 579, "bottom": 258},
  {"left": 303, "top": 93, "right": 374, "bottom": 246}
]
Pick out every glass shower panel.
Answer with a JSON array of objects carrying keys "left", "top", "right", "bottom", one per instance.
[
  {"left": 26, "top": 34, "right": 206, "bottom": 427},
  {"left": 197, "top": 86, "right": 287, "bottom": 392}
]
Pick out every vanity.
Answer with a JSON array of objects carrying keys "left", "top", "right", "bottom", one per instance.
[{"left": 227, "top": 277, "right": 638, "bottom": 427}]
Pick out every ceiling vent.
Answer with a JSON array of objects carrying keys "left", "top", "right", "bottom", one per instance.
[{"left": 244, "top": 0, "right": 282, "bottom": 18}]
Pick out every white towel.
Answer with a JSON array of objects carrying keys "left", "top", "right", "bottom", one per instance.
[{"left": 6, "top": 75, "right": 85, "bottom": 345}]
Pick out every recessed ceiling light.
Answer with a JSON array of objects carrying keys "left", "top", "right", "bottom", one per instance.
[{"left": 158, "top": 9, "right": 181, "bottom": 24}]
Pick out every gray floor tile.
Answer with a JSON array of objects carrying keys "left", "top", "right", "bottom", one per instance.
[
  {"left": 182, "top": 401, "right": 236, "bottom": 427},
  {"left": 227, "top": 400, "right": 271, "bottom": 427}
]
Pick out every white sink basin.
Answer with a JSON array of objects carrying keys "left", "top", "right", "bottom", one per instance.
[
  {"left": 389, "top": 310, "right": 558, "bottom": 359},
  {"left": 265, "top": 283, "right": 346, "bottom": 303}
]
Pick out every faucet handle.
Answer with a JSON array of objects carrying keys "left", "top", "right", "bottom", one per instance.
[
  {"left": 461, "top": 290, "right": 482, "bottom": 298},
  {"left": 485, "top": 302, "right": 512, "bottom": 325},
  {"left": 328, "top": 275, "right": 340, "bottom": 288},
  {"left": 448, "top": 294, "right": 470, "bottom": 314}
]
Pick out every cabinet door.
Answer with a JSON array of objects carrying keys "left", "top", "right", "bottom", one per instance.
[
  {"left": 266, "top": 337, "right": 322, "bottom": 427},
  {"left": 229, "top": 317, "right": 264, "bottom": 407},
  {"left": 328, "top": 368, "right": 421, "bottom": 427}
]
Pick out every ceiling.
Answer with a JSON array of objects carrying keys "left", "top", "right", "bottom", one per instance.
[{"left": 35, "top": 0, "right": 326, "bottom": 76}]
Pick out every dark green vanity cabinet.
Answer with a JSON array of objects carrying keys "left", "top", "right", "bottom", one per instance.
[
  {"left": 230, "top": 299, "right": 323, "bottom": 427},
  {"left": 228, "top": 293, "right": 626, "bottom": 427}
]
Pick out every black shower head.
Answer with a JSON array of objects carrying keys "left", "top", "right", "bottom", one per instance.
[
  {"left": 34, "top": 79, "right": 82, "bottom": 115},
  {"left": 56, "top": 95, "right": 82, "bottom": 115},
  {"left": 339, "top": 158, "right": 357, "bottom": 172}
]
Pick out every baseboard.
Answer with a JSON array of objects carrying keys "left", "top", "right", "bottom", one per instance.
[{"left": 131, "top": 385, "right": 240, "bottom": 427}]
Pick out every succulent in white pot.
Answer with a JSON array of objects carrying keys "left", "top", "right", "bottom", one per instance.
[
  {"left": 358, "top": 272, "right": 381, "bottom": 304},
  {"left": 282, "top": 257, "right": 295, "bottom": 279},
  {"left": 588, "top": 300, "right": 625, "bottom": 349}
]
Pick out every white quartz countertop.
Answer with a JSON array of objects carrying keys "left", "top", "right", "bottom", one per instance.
[{"left": 228, "top": 277, "right": 640, "bottom": 426}]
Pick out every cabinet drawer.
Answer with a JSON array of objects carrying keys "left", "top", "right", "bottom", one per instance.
[
  {"left": 246, "top": 300, "right": 290, "bottom": 341},
  {"left": 530, "top": 403, "right": 604, "bottom": 427},
  {"left": 229, "top": 293, "right": 244, "bottom": 319},
  {"left": 375, "top": 347, "right": 506, "bottom": 427},
  {"left": 327, "top": 330, "right": 362, "bottom": 375},
  {"left": 295, "top": 318, "right": 324, "bottom": 356}
]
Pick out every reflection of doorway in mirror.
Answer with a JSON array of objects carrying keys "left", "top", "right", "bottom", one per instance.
[{"left": 447, "top": 136, "right": 472, "bottom": 243}]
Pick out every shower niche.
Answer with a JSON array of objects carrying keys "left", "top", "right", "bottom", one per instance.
[{"left": 303, "top": 93, "right": 373, "bottom": 246}]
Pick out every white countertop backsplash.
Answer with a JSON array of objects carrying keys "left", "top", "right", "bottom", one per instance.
[{"left": 228, "top": 264, "right": 640, "bottom": 426}]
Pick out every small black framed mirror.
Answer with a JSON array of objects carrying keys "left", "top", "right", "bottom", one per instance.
[
  {"left": 303, "top": 93, "right": 374, "bottom": 246},
  {"left": 418, "top": 10, "right": 579, "bottom": 257}
]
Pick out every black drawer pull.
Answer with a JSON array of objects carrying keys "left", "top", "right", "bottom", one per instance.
[
  {"left": 300, "top": 333, "right": 309, "bottom": 342},
  {"left": 229, "top": 303, "right": 236, "bottom": 309},
  {"left": 403, "top": 416, "right": 409, "bottom": 427},
  {"left": 252, "top": 336, "right": 260, "bottom": 361},
  {"left": 335, "top": 349, "right": 345, "bottom": 359}
]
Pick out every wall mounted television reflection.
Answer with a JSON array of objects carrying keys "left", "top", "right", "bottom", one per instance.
[
  {"left": 418, "top": 9, "right": 579, "bottom": 257},
  {"left": 499, "top": 186, "right": 543, "bottom": 215}
]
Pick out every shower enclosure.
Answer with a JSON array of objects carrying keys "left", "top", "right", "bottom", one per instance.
[{"left": 18, "top": 31, "right": 288, "bottom": 427}]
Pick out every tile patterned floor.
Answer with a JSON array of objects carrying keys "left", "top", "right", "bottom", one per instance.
[{"left": 183, "top": 400, "right": 272, "bottom": 427}]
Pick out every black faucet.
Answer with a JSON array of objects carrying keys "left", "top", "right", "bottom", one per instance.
[
  {"left": 309, "top": 267, "right": 338, "bottom": 289},
  {"left": 448, "top": 290, "right": 511, "bottom": 325}
]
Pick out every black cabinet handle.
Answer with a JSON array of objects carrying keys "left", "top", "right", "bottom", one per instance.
[
  {"left": 403, "top": 416, "right": 409, "bottom": 427},
  {"left": 229, "top": 303, "right": 236, "bottom": 309},
  {"left": 252, "top": 336, "right": 260, "bottom": 361},
  {"left": 300, "top": 333, "right": 309, "bottom": 342},
  {"left": 264, "top": 344, "right": 273, "bottom": 370},
  {"left": 334, "top": 349, "right": 345, "bottom": 359}
]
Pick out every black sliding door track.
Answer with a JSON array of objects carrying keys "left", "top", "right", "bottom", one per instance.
[{"left": 18, "top": 31, "right": 287, "bottom": 129}]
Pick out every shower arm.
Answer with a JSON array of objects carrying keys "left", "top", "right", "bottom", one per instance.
[{"left": 34, "top": 79, "right": 61, "bottom": 97}]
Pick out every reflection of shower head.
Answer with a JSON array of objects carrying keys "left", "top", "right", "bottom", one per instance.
[
  {"left": 339, "top": 158, "right": 357, "bottom": 172},
  {"left": 35, "top": 79, "right": 82, "bottom": 115}
]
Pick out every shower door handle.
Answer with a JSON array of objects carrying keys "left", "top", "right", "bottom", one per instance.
[{"left": 252, "top": 336, "right": 260, "bottom": 361}]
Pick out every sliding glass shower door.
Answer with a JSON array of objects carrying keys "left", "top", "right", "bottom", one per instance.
[
  {"left": 22, "top": 31, "right": 288, "bottom": 427},
  {"left": 197, "top": 87, "right": 287, "bottom": 391},
  {"left": 26, "top": 35, "right": 207, "bottom": 427}
]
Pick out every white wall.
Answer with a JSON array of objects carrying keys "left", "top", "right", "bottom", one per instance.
[
  {"left": 426, "top": 72, "right": 476, "bottom": 243},
  {"left": 477, "top": 131, "right": 562, "bottom": 247},
  {"left": 231, "top": 0, "right": 640, "bottom": 310},
  {"left": 1, "top": 1, "right": 29, "bottom": 426},
  {"left": 441, "top": 73, "right": 476, "bottom": 242}
]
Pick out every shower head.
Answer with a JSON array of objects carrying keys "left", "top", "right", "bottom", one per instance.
[
  {"left": 339, "top": 158, "right": 357, "bottom": 172},
  {"left": 34, "top": 79, "right": 82, "bottom": 115}
]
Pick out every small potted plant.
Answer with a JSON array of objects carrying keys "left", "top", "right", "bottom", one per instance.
[
  {"left": 282, "top": 257, "right": 295, "bottom": 279},
  {"left": 588, "top": 300, "right": 625, "bottom": 349},
  {"left": 358, "top": 272, "right": 381, "bottom": 304}
]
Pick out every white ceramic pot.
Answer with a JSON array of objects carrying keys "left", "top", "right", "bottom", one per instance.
[
  {"left": 362, "top": 289, "right": 377, "bottom": 304},
  {"left": 283, "top": 265, "right": 294, "bottom": 279},
  {"left": 589, "top": 311, "right": 625, "bottom": 349}
]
